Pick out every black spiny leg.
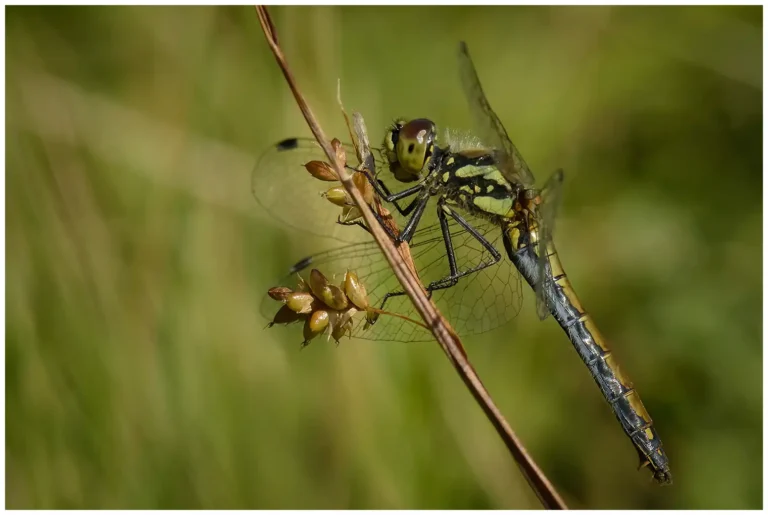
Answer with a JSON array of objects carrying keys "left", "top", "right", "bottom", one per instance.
[
  {"left": 355, "top": 192, "right": 430, "bottom": 243},
  {"left": 373, "top": 201, "right": 502, "bottom": 317},
  {"left": 424, "top": 202, "right": 502, "bottom": 293},
  {"left": 397, "top": 194, "right": 430, "bottom": 243}
]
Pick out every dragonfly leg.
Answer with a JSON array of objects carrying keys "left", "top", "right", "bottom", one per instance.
[
  {"left": 344, "top": 197, "right": 414, "bottom": 242},
  {"left": 375, "top": 289, "right": 406, "bottom": 316},
  {"left": 371, "top": 204, "right": 503, "bottom": 321},
  {"left": 336, "top": 191, "right": 428, "bottom": 243},
  {"left": 397, "top": 195, "right": 431, "bottom": 243},
  {"left": 352, "top": 164, "right": 426, "bottom": 216},
  {"left": 340, "top": 164, "right": 429, "bottom": 241},
  {"left": 348, "top": 192, "right": 431, "bottom": 244},
  {"left": 373, "top": 275, "right": 436, "bottom": 318},
  {"left": 424, "top": 202, "right": 503, "bottom": 293}
]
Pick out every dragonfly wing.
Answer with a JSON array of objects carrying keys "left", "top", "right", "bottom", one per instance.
[
  {"left": 263, "top": 209, "right": 524, "bottom": 343},
  {"left": 428, "top": 213, "right": 524, "bottom": 339},
  {"left": 251, "top": 137, "right": 387, "bottom": 243},
  {"left": 535, "top": 169, "right": 565, "bottom": 320},
  {"left": 457, "top": 42, "right": 536, "bottom": 188}
]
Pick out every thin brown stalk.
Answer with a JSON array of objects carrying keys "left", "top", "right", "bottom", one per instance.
[{"left": 255, "top": 6, "right": 566, "bottom": 510}]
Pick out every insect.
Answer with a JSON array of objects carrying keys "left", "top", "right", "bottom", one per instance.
[{"left": 253, "top": 42, "right": 671, "bottom": 484}]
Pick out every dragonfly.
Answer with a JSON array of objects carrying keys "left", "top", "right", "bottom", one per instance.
[{"left": 252, "top": 42, "right": 671, "bottom": 485}]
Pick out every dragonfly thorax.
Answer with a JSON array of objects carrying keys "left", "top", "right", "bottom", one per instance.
[{"left": 436, "top": 150, "right": 528, "bottom": 221}]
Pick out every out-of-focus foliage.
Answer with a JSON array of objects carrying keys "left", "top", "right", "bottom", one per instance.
[{"left": 6, "top": 5, "right": 761, "bottom": 509}]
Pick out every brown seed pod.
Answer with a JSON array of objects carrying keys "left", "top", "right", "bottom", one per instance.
[
  {"left": 339, "top": 205, "right": 362, "bottom": 224},
  {"left": 308, "top": 269, "right": 330, "bottom": 298},
  {"left": 303, "top": 310, "right": 330, "bottom": 344},
  {"left": 267, "top": 286, "right": 293, "bottom": 302},
  {"left": 324, "top": 284, "right": 349, "bottom": 311},
  {"left": 304, "top": 160, "right": 337, "bottom": 181},
  {"left": 285, "top": 292, "right": 316, "bottom": 314},
  {"left": 307, "top": 269, "right": 348, "bottom": 310},
  {"left": 323, "top": 186, "right": 351, "bottom": 207},
  {"left": 308, "top": 309, "right": 330, "bottom": 333},
  {"left": 344, "top": 270, "right": 369, "bottom": 310}
]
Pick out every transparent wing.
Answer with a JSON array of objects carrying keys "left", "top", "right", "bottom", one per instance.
[
  {"left": 535, "top": 169, "right": 565, "bottom": 320},
  {"left": 457, "top": 42, "right": 536, "bottom": 188},
  {"left": 251, "top": 137, "right": 389, "bottom": 243},
  {"left": 262, "top": 206, "right": 524, "bottom": 343}
]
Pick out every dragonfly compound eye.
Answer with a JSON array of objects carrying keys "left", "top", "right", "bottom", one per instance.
[
  {"left": 382, "top": 118, "right": 435, "bottom": 183},
  {"left": 394, "top": 118, "right": 436, "bottom": 177}
]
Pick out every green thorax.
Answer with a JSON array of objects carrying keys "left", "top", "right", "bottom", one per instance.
[{"left": 430, "top": 148, "right": 524, "bottom": 219}]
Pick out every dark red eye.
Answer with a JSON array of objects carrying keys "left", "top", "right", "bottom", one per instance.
[{"left": 401, "top": 118, "right": 436, "bottom": 144}]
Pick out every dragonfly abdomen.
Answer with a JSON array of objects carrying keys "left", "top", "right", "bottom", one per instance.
[
  {"left": 507, "top": 232, "right": 672, "bottom": 484},
  {"left": 551, "top": 254, "right": 672, "bottom": 484}
]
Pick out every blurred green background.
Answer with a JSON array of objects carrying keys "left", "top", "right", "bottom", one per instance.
[{"left": 6, "top": 5, "right": 762, "bottom": 509}]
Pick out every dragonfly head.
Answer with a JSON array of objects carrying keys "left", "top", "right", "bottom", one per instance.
[{"left": 383, "top": 118, "right": 437, "bottom": 182}]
